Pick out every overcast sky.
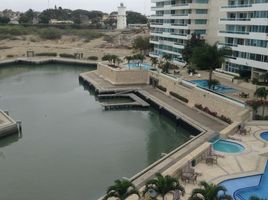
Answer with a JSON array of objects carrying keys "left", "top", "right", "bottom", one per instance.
[{"left": 0, "top": 0, "right": 152, "bottom": 15}]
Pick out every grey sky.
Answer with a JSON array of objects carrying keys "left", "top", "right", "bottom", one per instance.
[{"left": 0, "top": 0, "right": 152, "bottom": 15}]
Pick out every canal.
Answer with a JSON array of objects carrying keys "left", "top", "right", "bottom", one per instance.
[{"left": 0, "top": 63, "right": 192, "bottom": 200}]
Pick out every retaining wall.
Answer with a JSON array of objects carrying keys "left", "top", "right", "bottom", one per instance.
[
  {"left": 97, "top": 62, "right": 149, "bottom": 85},
  {"left": 148, "top": 71, "right": 248, "bottom": 122}
]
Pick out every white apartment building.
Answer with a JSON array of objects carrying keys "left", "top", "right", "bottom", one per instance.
[
  {"left": 219, "top": 0, "right": 268, "bottom": 79},
  {"left": 150, "top": 0, "right": 268, "bottom": 78}
]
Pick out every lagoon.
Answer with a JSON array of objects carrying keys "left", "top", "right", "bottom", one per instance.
[{"left": 0, "top": 64, "right": 192, "bottom": 200}]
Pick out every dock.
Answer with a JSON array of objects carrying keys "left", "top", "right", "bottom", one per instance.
[
  {"left": 0, "top": 110, "right": 19, "bottom": 138},
  {"left": 98, "top": 93, "right": 150, "bottom": 110}
]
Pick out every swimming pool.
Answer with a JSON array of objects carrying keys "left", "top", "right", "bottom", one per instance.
[
  {"left": 213, "top": 139, "right": 245, "bottom": 153},
  {"left": 261, "top": 131, "right": 268, "bottom": 141},
  {"left": 190, "top": 80, "right": 237, "bottom": 94},
  {"left": 220, "top": 162, "right": 268, "bottom": 200},
  {"left": 124, "top": 63, "right": 152, "bottom": 70}
]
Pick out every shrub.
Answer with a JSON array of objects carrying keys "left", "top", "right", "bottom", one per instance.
[
  {"left": 169, "top": 91, "right": 189, "bottom": 103},
  {"left": 194, "top": 104, "right": 232, "bottom": 124},
  {"left": 88, "top": 56, "right": 98, "bottom": 61},
  {"left": 39, "top": 28, "right": 62, "bottom": 40},
  {"left": 59, "top": 53, "right": 75, "bottom": 59},
  {"left": 6, "top": 54, "right": 14, "bottom": 58},
  {"left": 156, "top": 85, "right": 167, "bottom": 92},
  {"left": 219, "top": 115, "right": 232, "bottom": 124},
  {"left": 35, "top": 52, "right": 57, "bottom": 57}
]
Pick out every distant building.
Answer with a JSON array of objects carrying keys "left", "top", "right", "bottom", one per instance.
[
  {"left": 49, "top": 19, "right": 74, "bottom": 25},
  {"left": 117, "top": 3, "right": 127, "bottom": 29},
  {"left": 8, "top": 20, "right": 19, "bottom": 25},
  {"left": 128, "top": 24, "right": 148, "bottom": 30}
]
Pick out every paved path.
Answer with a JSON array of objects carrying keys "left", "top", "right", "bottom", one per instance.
[{"left": 142, "top": 87, "right": 227, "bottom": 132}]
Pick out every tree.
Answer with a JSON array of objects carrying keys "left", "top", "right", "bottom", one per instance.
[
  {"left": 103, "top": 179, "right": 140, "bottom": 200},
  {"left": 162, "top": 54, "right": 172, "bottom": 61},
  {"left": 133, "top": 54, "right": 145, "bottom": 64},
  {"left": 19, "top": 9, "right": 35, "bottom": 24},
  {"left": 102, "top": 54, "right": 120, "bottom": 66},
  {"left": 124, "top": 56, "right": 133, "bottom": 64},
  {"left": 190, "top": 43, "right": 231, "bottom": 89},
  {"left": 0, "top": 16, "right": 10, "bottom": 24},
  {"left": 254, "top": 87, "right": 268, "bottom": 119},
  {"left": 162, "top": 61, "right": 172, "bottom": 74},
  {"left": 143, "top": 173, "right": 185, "bottom": 199},
  {"left": 188, "top": 181, "right": 232, "bottom": 200},
  {"left": 182, "top": 33, "right": 205, "bottom": 65},
  {"left": 126, "top": 11, "right": 148, "bottom": 24},
  {"left": 208, "top": 79, "right": 220, "bottom": 91},
  {"left": 150, "top": 57, "right": 158, "bottom": 68},
  {"left": 132, "top": 36, "right": 151, "bottom": 55}
]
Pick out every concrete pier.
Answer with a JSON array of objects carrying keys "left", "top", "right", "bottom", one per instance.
[
  {"left": 99, "top": 93, "right": 150, "bottom": 110},
  {"left": 0, "top": 110, "right": 19, "bottom": 138}
]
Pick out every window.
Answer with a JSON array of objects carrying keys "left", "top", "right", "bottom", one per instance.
[
  {"left": 195, "top": 19, "right": 207, "bottom": 24},
  {"left": 196, "top": 9, "right": 208, "bottom": 14}
]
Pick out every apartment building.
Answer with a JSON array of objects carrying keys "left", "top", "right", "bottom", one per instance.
[
  {"left": 219, "top": 0, "right": 268, "bottom": 79},
  {"left": 150, "top": 0, "right": 268, "bottom": 78}
]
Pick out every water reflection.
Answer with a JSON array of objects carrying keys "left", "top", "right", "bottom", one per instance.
[{"left": 0, "top": 133, "right": 21, "bottom": 148}]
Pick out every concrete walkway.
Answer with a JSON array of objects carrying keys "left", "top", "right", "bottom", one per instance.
[{"left": 142, "top": 87, "right": 227, "bottom": 132}]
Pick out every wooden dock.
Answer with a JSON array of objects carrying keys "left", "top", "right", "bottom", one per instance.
[{"left": 99, "top": 93, "right": 150, "bottom": 111}]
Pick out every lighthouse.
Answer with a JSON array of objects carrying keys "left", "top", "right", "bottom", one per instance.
[{"left": 117, "top": 3, "right": 127, "bottom": 29}]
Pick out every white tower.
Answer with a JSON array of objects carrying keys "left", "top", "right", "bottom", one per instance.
[{"left": 117, "top": 3, "right": 127, "bottom": 29}]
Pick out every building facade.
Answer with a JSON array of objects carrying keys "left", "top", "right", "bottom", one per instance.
[
  {"left": 150, "top": 0, "right": 268, "bottom": 77},
  {"left": 219, "top": 0, "right": 268, "bottom": 79}
]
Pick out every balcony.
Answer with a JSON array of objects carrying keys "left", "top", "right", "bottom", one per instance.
[{"left": 221, "top": 4, "right": 252, "bottom": 9}]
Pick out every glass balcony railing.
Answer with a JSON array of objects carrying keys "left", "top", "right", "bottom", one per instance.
[
  {"left": 221, "top": 4, "right": 252, "bottom": 8},
  {"left": 220, "top": 18, "right": 251, "bottom": 21},
  {"left": 219, "top": 30, "right": 249, "bottom": 35}
]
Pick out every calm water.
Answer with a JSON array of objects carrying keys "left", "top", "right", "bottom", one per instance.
[{"left": 0, "top": 64, "right": 192, "bottom": 200}]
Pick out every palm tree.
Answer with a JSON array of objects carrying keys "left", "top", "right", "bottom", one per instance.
[
  {"left": 150, "top": 57, "right": 158, "bottom": 68},
  {"left": 162, "top": 54, "right": 172, "bottom": 62},
  {"left": 208, "top": 79, "right": 220, "bottom": 91},
  {"left": 190, "top": 43, "right": 231, "bottom": 89},
  {"left": 188, "top": 181, "right": 232, "bottom": 200},
  {"left": 103, "top": 179, "right": 140, "bottom": 200},
  {"left": 143, "top": 173, "right": 185, "bottom": 199},
  {"left": 124, "top": 56, "right": 133, "bottom": 64},
  {"left": 254, "top": 87, "right": 268, "bottom": 119}
]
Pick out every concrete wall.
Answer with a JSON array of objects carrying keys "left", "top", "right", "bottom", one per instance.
[
  {"left": 149, "top": 71, "right": 248, "bottom": 122},
  {"left": 97, "top": 63, "right": 149, "bottom": 85},
  {"left": 96, "top": 64, "right": 249, "bottom": 122}
]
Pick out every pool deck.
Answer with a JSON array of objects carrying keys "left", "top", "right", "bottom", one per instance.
[{"left": 180, "top": 125, "right": 268, "bottom": 199}]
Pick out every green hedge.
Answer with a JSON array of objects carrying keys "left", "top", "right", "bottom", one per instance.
[
  {"left": 156, "top": 85, "right": 167, "bottom": 92},
  {"left": 59, "top": 53, "right": 75, "bottom": 59},
  {"left": 169, "top": 91, "right": 189, "bottom": 103},
  {"left": 35, "top": 52, "right": 57, "bottom": 57}
]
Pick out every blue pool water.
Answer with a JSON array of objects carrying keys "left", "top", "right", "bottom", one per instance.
[
  {"left": 261, "top": 132, "right": 268, "bottom": 141},
  {"left": 213, "top": 139, "right": 245, "bottom": 153},
  {"left": 221, "top": 162, "right": 268, "bottom": 200},
  {"left": 191, "top": 79, "right": 237, "bottom": 94},
  {"left": 125, "top": 63, "right": 152, "bottom": 70}
]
